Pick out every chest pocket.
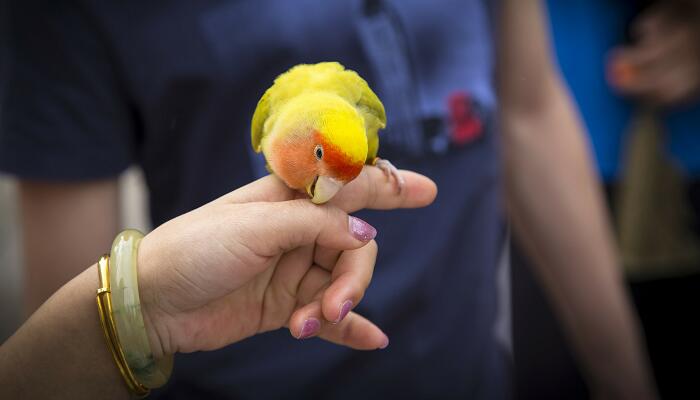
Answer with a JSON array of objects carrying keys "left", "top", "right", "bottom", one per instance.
[{"left": 355, "top": 0, "right": 496, "bottom": 159}]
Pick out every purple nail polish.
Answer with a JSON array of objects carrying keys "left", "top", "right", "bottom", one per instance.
[
  {"left": 348, "top": 216, "right": 377, "bottom": 242},
  {"left": 336, "top": 300, "right": 353, "bottom": 323},
  {"left": 298, "top": 318, "right": 320, "bottom": 339},
  {"left": 379, "top": 335, "right": 390, "bottom": 349}
]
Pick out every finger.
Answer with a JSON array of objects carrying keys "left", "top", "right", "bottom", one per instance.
[
  {"left": 631, "top": 6, "right": 666, "bottom": 45},
  {"left": 215, "top": 167, "right": 437, "bottom": 211},
  {"left": 607, "top": 47, "right": 674, "bottom": 98},
  {"left": 321, "top": 241, "right": 377, "bottom": 323},
  {"left": 289, "top": 304, "right": 389, "bottom": 350},
  {"left": 289, "top": 300, "right": 325, "bottom": 339},
  {"left": 313, "top": 246, "right": 341, "bottom": 271},
  {"left": 634, "top": 29, "right": 687, "bottom": 71},
  {"left": 214, "top": 174, "right": 297, "bottom": 204},
  {"left": 607, "top": 49, "right": 641, "bottom": 91},
  {"left": 258, "top": 245, "right": 315, "bottom": 331},
  {"left": 295, "top": 265, "right": 331, "bottom": 305},
  {"left": 646, "top": 64, "right": 700, "bottom": 107},
  {"left": 608, "top": 46, "right": 670, "bottom": 94},
  {"left": 614, "top": 50, "right": 699, "bottom": 106},
  {"left": 329, "top": 166, "right": 437, "bottom": 213},
  {"left": 318, "top": 312, "right": 389, "bottom": 350},
  {"left": 662, "top": 72, "right": 700, "bottom": 106},
  {"left": 237, "top": 200, "right": 377, "bottom": 257},
  {"left": 609, "top": 24, "right": 691, "bottom": 93}
]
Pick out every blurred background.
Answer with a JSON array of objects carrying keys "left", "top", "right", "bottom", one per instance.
[
  {"left": 513, "top": 1, "right": 700, "bottom": 399},
  {"left": 0, "top": 168, "right": 150, "bottom": 341},
  {"left": 0, "top": 175, "right": 21, "bottom": 341}
]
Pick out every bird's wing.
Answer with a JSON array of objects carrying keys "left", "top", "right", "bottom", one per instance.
[
  {"left": 355, "top": 79, "right": 385, "bottom": 162},
  {"left": 251, "top": 89, "right": 270, "bottom": 153},
  {"left": 337, "top": 68, "right": 386, "bottom": 163}
]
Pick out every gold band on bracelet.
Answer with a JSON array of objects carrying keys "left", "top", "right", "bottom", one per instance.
[{"left": 96, "top": 255, "right": 150, "bottom": 398}]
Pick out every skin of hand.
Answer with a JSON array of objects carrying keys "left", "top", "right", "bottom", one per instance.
[
  {"left": 137, "top": 166, "right": 437, "bottom": 357},
  {"left": 607, "top": 2, "right": 700, "bottom": 107},
  {"left": 499, "top": 1, "right": 658, "bottom": 399}
]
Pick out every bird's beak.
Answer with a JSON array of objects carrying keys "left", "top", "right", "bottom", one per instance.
[{"left": 307, "top": 176, "right": 344, "bottom": 204}]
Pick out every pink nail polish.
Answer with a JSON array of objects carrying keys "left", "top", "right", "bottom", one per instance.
[
  {"left": 336, "top": 300, "right": 353, "bottom": 323},
  {"left": 297, "top": 318, "right": 320, "bottom": 339},
  {"left": 348, "top": 216, "right": 377, "bottom": 242}
]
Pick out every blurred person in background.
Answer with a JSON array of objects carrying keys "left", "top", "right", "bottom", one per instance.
[
  {"left": 513, "top": 1, "right": 700, "bottom": 399},
  {"left": 0, "top": 1, "right": 656, "bottom": 398}
]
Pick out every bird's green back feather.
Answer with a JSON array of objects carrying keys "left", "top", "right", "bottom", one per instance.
[{"left": 251, "top": 90, "right": 270, "bottom": 153}]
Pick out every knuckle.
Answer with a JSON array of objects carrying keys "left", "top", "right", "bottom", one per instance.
[
  {"left": 352, "top": 283, "right": 367, "bottom": 303},
  {"left": 320, "top": 204, "right": 346, "bottom": 226}
]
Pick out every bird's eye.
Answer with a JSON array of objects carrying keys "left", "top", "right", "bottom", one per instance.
[{"left": 314, "top": 145, "right": 323, "bottom": 160}]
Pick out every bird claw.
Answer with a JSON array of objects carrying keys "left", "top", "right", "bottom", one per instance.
[{"left": 374, "top": 158, "right": 405, "bottom": 193}]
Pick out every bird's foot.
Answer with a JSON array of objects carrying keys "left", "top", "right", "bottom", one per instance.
[{"left": 373, "top": 158, "right": 405, "bottom": 193}]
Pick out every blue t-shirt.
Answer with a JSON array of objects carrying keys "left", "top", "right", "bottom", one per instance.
[
  {"left": 0, "top": 1, "right": 505, "bottom": 398},
  {"left": 547, "top": 0, "right": 700, "bottom": 180}
]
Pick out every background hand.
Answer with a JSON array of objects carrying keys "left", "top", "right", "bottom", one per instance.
[
  {"left": 608, "top": 2, "right": 700, "bottom": 107},
  {"left": 136, "top": 167, "right": 437, "bottom": 357}
]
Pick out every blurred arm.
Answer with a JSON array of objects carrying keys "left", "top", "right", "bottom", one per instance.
[
  {"left": 497, "top": 2, "right": 656, "bottom": 399},
  {"left": 19, "top": 180, "right": 119, "bottom": 316}
]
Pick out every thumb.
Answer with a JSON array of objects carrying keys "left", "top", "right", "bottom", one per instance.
[{"left": 247, "top": 199, "right": 377, "bottom": 256}]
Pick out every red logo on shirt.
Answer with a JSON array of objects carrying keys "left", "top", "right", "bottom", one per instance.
[{"left": 448, "top": 91, "right": 483, "bottom": 145}]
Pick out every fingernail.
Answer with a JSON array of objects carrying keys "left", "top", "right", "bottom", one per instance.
[
  {"left": 348, "top": 216, "right": 377, "bottom": 242},
  {"left": 297, "top": 318, "right": 321, "bottom": 339},
  {"left": 335, "top": 300, "right": 353, "bottom": 323},
  {"left": 379, "top": 335, "right": 390, "bottom": 350}
]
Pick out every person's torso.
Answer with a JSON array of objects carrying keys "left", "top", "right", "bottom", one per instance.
[{"left": 88, "top": 1, "right": 505, "bottom": 397}]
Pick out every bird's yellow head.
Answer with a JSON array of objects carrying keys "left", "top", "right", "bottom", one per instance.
[{"left": 263, "top": 92, "right": 368, "bottom": 203}]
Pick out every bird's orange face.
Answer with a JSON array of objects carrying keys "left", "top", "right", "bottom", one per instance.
[
  {"left": 268, "top": 129, "right": 365, "bottom": 204},
  {"left": 263, "top": 92, "right": 368, "bottom": 203}
]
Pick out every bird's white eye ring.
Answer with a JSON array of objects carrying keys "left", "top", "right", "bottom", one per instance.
[{"left": 314, "top": 145, "right": 323, "bottom": 160}]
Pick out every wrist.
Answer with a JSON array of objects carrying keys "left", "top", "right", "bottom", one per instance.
[
  {"left": 109, "top": 229, "right": 174, "bottom": 387},
  {"left": 140, "top": 299, "right": 170, "bottom": 359},
  {"left": 137, "top": 233, "right": 175, "bottom": 359}
]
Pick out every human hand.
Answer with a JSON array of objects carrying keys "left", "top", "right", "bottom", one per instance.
[
  {"left": 135, "top": 167, "right": 436, "bottom": 358},
  {"left": 607, "top": 2, "right": 700, "bottom": 107}
]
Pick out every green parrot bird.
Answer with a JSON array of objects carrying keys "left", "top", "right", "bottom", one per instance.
[{"left": 251, "top": 61, "right": 403, "bottom": 204}]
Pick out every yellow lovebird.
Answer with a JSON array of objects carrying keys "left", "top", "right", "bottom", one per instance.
[{"left": 251, "top": 61, "right": 404, "bottom": 204}]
